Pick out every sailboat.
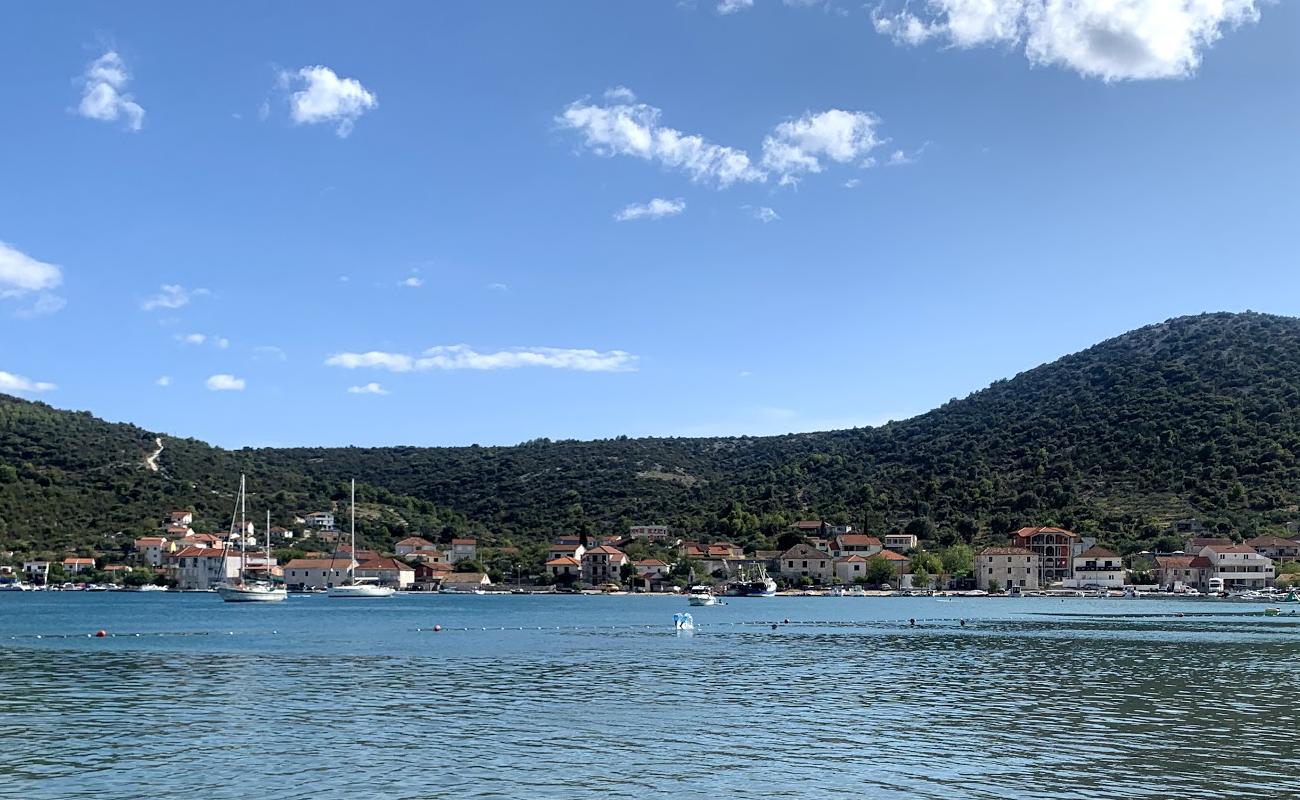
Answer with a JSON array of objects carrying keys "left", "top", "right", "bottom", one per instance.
[
  {"left": 217, "top": 474, "right": 287, "bottom": 603},
  {"left": 327, "top": 479, "right": 395, "bottom": 598}
]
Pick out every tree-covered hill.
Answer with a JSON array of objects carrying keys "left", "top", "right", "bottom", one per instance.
[{"left": 4, "top": 312, "right": 1299, "bottom": 557}]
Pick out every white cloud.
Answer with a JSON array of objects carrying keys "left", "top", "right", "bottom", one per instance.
[
  {"left": 718, "top": 0, "right": 755, "bottom": 14},
  {"left": 761, "top": 109, "right": 882, "bottom": 185},
  {"left": 400, "top": 276, "right": 424, "bottom": 288},
  {"left": 177, "top": 333, "right": 206, "bottom": 345},
  {"left": 76, "top": 51, "right": 145, "bottom": 131},
  {"left": 282, "top": 65, "right": 378, "bottom": 137},
  {"left": 871, "top": 0, "right": 1261, "bottom": 81},
  {"left": 155, "top": 376, "right": 171, "bottom": 387},
  {"left": 326, "top": 345, "right": 638, "bottom": 373},
  {"left": 0, "top": 370, "right": 56, "bottom": 395},
  {"left": 745, "top": 205, "right": 780, "bottom": 223},
  {"left": 347, "top": 382, "right": 389, "bottom": 395},
  {"left": 486, "top": 282, "right": 509, "bottom": 291},
  {"left": 614, "top": 197, "right": 687, "bottom": 222},
  {"left": 215, "top": 337, "right": 230, "bottom": 349},
  {"left": 0, "top": 243, "right": 64, "bottom": 315},
  {"left": 325, "top": 351, "right": 416, "bottom": 372},
  {"left": 205, "top": 374, "right": 245, "bottom": 391},
  {"left": 142, "top": 284, "right": 207, "bottom": 311},
  {"left": 558, "top": 90, "right": 764, "bottom": 187},
  {"left": 843, "top": 178, "right": 861, "bottom": 188}
]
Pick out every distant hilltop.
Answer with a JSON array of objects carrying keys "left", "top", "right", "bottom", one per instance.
[{"left": 3, "top": 312, "right": 1300, "bottom": 557}]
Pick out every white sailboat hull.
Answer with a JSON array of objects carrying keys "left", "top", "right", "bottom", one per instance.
[
  {"left": 217, "top": 585, "right": 287, "bottom": 603},
  {"left": 327, "top": 584, "right": 395, "bottom": 598}
]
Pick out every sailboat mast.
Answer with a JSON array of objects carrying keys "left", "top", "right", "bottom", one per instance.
[
  {"left": 349, "top": 478, "right": 356, "bottom": 581},
  {"left": 239, "top": 474, "right": 247, "bottom": 580}
]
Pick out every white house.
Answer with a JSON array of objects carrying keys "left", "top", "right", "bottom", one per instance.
[
  {"left": 166, "top": 511, "right": 194, "bottom": 528},
  {"left": 305, "top": 511, "right": 336, "bottom": 530},
  {"left": 883, "top": 533, "right": 918, "bottom": 552},
  {"left": 355, "top": 558, "right": 415, "bottom": 589},
  {"left": 1066, "top": 546, "right": 1126, "bottom": 589},
  {"left": 581, "top": 546, "right": 629, "bottom": 585},
  {"left": 282, "top": 558, "right": 354, "bottom": 590},
  {"left": 63, "top": 557, "right": 95, "bottom": 574},
  {"left": 829, "top": 535, "right": 883, "bottom": 558},
  {"left": 1199, "top": 544, "right": 1274, "bottom": 589},
  {"left": 134, "top": 536, "right": 172, "bottom": 566},
  {"left": 22, "top": 560, "right": 50, "bottom": 584},
  {"left": 546, "top": 556, "right": 581, "bottom": 579},
  {"left": 834, "top": 555, "right": 871, "bottom": 584}
]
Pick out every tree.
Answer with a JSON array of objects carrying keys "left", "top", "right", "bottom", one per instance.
[
  {"left": 987, "top": 578, "right": 1002, "bottom": 593},
  {"left": 904, "top": 517, "right": 936, "bottom": 543},
  {"left": 865, "top": 556, "right": 896, "bottom": 587},
  {"left": 455, "top": 559, "right": 485, "bottom": 573},
  {"left": 940, "top": 544, "right": 974, "bottom": 578}
]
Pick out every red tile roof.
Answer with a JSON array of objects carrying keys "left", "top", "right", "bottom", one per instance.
[
  {"left": 1010, "top": 526, "right": 1079, "bottom": 540},
  {"left": 978, "top": 546, "right": 1036, "bottom": 557},
  {"left": 546, "top": 556, "right": 581, "bottom": 567},
  {"left": 283, "top": 558, "right": 353, "bottom": 569},
  {"left": 875, "top": 549, "right": 908, "bottom": 561},
  {"left": 1076, "top": 546, "right": 1120, "bottom": 559},
  {"left": 396, "top": 537, "right": 434, "bottom": 547},
  {"left": 834, "top": 535, "right": 882, "bottom": 547},
  {"left": 173, "top": 547, "right": 233, "bottom": 559},
  {"left": 63, "top": 557, "right": 94, "bottom": 565},
  {"left": 1202, "top": 544, "right": 1260, "bottom": 555},
  {"left": 791, "top": 520, "right": 825, "bottom": 530},
  {"left": 451, "top": 538, "right": 477, "bottom": 546}
]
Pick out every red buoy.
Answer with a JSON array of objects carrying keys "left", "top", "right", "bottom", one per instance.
[
  {"left": 433, "top": 624, "right": 442, "bottom": 632},
  {"left": 94, "top": 630, "right": 107, "bottom": 638}
]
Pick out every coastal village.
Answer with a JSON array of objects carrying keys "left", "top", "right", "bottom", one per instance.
[{"left": 2, "top": 509, "right": 1297, "bottom": 597}]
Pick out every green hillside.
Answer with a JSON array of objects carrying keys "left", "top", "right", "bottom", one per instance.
[{"left": 3, "top": 312, "right": 1299, "bottom": 558}]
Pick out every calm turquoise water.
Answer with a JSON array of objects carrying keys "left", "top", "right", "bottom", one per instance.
[{"left": 1, "top": 593, "right": 1298, "bottom": 799}]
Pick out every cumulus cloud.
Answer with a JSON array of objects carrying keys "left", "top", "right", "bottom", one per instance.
[
  {"left": 155, "top": 376, "right": 171, "bottom": 387},
  {"left": 347, "top": 382, "right": 389, "bottom": 395},
  {"left": 282, "top": 65, "right": 378, "bottom": 137},
  {"left": 76, "top": 51, "right": 145, "bottom": 131},
  {"left": 761, "top": 109, "right": 882, "bottom": 185},
  {"left": 177, "top": 333, "right": 206, "bottom": 345},
  {"left": 718, "top": 0, "right": 755, "bottom": 13},
  {"left": 400, "top": 276, "right": 423, "bottom": 288},
  {"left": 745, "top": 205, "right": 780, "bottom": 223},
  {"left": 558, "top": 89, "right": 764, "bottom": 187},
  {"left": 0, "top": 242, "right": 64, "bottom": 316},
  {"left": 205, "top": 374, "right": 245, "bottom": 391},
  {"left": 142, "top": 284, "right": 207, "bottom": 311},
  {"left": 870, "top": 0, "right": 1261, "bottom": 81},
  {"left": 0, "top": 370, "right": 56, "bottom": 395},
  {"left": 614, "top": 197, "right": 687, "bottom": 221},
  {"left": 326, "top": 345, "right": 638, "bottom": 373}
]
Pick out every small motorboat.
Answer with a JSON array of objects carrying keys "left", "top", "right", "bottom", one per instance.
[{"left": 686, "top": 586, "right": 716, "bottom": 606}]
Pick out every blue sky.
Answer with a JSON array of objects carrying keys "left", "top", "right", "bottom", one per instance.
[{"left": 1, "top": 1, "right": 1297, "bottom": 448}]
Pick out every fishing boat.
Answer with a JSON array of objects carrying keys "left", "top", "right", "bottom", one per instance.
[
  {"left": 687, "top": 585, "right": 717, "bottom": 606},
  {"left": 328, "top": 479, "right": 395, "bottom": 598},
  {"left": 217, "top": 475, "right": 287, "bottom": 603},
  {"left": 722, "top": 564, "right": 778, "bottom": 597}
]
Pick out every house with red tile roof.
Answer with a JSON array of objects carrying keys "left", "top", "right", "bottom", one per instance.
[
  {"left": 834, "top": 554, "right": 871, "bottom": 584},
  {"left": 450, "top": 538, "right": 478, "bottom": 563},
  {"left": 581, "top": 545, "right": 628, "bottom": 585},
  {"left": 1245, "top": 535, "right": 1300, "bottom": 563},
  {"left": 62, "top": 557, "right": 95, "bottom": 574},
  {"left": 1198, "top": 544, "right": 1274, "bottom": 590},
  {"left": 778, "top": 543, "right": 833, "bottom": 583},
  {"left": 546, "top": 555, "right": 581, "bottom": 580},
  {"left": 134, "top": 536, "right": 174, "bottom": 566},
  {"left": 282, "top": 557, "right": 355, "bottom": 590},
  {"left": 1009, "top": 527, "right": 1079, "bottom": 584},
  {"left": 1067, "top": 546, "right": 1125, "bottom": 589},
  {"left": 829, "top": 534, "right": 882, "bottom": 558},
  {"left": 395, "top": 536, "right": 436, "bottom": 556},
  {"left": 355, "top": 558, "right": 414, "bottom": 589},
  {"left": 168, "top": 547, "right": 240, "bottom": 590},
  {"left": 1154, "top": 555, "right": 1212, "bottom": 592}
]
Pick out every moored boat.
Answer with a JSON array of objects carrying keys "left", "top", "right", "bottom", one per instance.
[{"left": 327, "top": 479, "right": 395, "bottom": 599}]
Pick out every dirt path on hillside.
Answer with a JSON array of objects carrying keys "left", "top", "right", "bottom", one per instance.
[{"left": 145, "top": 437, "right": 164, "bottom": 472}]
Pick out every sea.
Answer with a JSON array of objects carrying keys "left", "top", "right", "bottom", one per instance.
[{"left": 0, "top": 592, "right": 1297, "bottom": 799}]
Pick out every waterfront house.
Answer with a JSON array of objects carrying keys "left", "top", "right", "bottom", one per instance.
[
  {"left": 546, "top": 555, "right": 581, "bottom": 579},
  {"left": 281, "top": 558, "right": 354, "bottom": 590},
  {"left": 441, "top": 572, "right": 492, "bottom": 592},
  {"left": 354, "top": 558, "right": 414, "bottom": 589},
  {"left": 412, "top": 562, "right": 453, "bottom": 591},
  {"left": 1245, "top": 535, "right": 1300, "bottom": 563},
  {"left": 883, "top": 533, "right": 918, "bottom": 552},
  {"left": 1198, "top": 544, "right": 1274, "bottom": 589},
  {"left": 707, "top": 543, "right": 744, "bottom": 560},
  {"left": 450, "top": 538, "right": 478, "bottom": 563},
  {"left": 681, "top": 542, "right": 707, "bottom": 560},
  {"left": 1067, "top": 546, "right": 1125, "bottom": 589},
  {"left": 976, "top": 546, "right": 1040, "bottom": 591},
  {"left": 22, "top": 560, "right": 49, "bottom": 585},
  {"left": 165, "top": 524, "right": 193, "bottom": 538},
  {"left": 778, "top": 543, "right": 834, "bottom": 583},
  {"left": 1154, "top": 555, "right": 1212, "bottom": 592},
  {"left": 169, "top": 547, "right": 240, "bottom": 590},
  {"left": 581, "top": 545, "right": 628, "bottom": 585},
  {"left": 134, "top": 536, "right": 173, "bottom": 566},
  {"left": 63, "top": 557, "right": 94, "bottom": 574},
  {"left": 304, "top": 511, "right": 336, "bottom": 530},
  {"left": 829, "top": 535, "right": 883, "bottom": 558},
  {"left": 629, "top": 525, "right": 670, "bottom": 540},
  {"left": 395, "top": 536, "right": 437, "bottom": 556},
  {"left": 1009, "top": 527, "right": 1078, "bottom": 585},
  {"left": 834, "top": 554, "right": 870, "bottom": 583}
]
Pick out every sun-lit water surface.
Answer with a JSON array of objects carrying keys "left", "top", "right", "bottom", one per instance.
[{"left": 1, "top": 593, "right": 1297, "bottom": 799}]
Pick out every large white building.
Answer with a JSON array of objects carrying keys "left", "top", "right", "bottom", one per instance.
[
  {"left": 1199, "top": 544, "right": 1274, "bottom": 589},
  {"left": 169, "top": 547, "right": 241, "bottom": 590},
  {"left": 1066, "top": 546, "right": 1126, "bottom": 589}
]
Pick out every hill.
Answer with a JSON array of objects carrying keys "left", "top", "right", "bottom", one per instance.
[{"left": 3, "top": 312, "right": 1300, "bottom": 559}]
